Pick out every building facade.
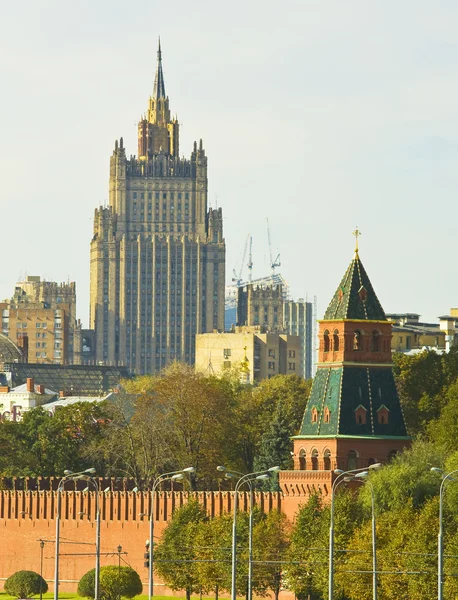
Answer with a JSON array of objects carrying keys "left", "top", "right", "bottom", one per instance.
[
  {"left": 195, "top": 326, "right": 300, "bottom": 383},
  {"left": 90, "top": 42, "right": 225, "bottom": 373},
  {"left": 0, "top": 276, "right": 76, "bottom": 365},
  {"left": 283, "top": 298, "right": 313, "bottom": 379}
]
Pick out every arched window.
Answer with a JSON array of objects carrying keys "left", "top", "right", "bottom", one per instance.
[
  {"left": 367, "top": 458, "right": 377, "bottom": 467},
  {"left": 333, "top": 329, "right": 340, "bottom": 352},
  {"left": 372, "top": 330, "right": 381, "bottom": 352},
  {"left": 311, "top": 407, "right": 319, "bottom": 424},
  {"left": 324, "top": 407, "right": 331, "bottom": 423},
  {"left": 299, "top": 449, "right": 306, "bottom": 470},
  {"left": 347, "top": 450, "right": 358, "bottom": 470},
  {"left": 323, "top": 330, "right": 330, "bottom": 352},
  {"left": 311, "top": 449, "right": 319, "bottom": 470},
  {"left": 353, "top": 330, "right": 362, "bottom": 351},
  {"left": 324, "top": 449, "right": 331, "bottom": 470}
]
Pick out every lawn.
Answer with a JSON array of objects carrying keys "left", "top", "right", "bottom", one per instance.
[{"left": 0, "top": 594, "right": 214, "bottom": 600}]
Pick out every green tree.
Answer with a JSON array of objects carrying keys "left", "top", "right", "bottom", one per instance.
[
  {"left": 252, "top": 510, "right": 290, "bottom": 600},
  {"left": 154, "top": 500, "right": 208, "bottom": 600},
  {"left": 194, "top": 513, "right": 233, "bottom": 597}
]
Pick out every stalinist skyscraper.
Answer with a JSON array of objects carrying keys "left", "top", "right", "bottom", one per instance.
[{"left": 90, "top": 41, "right": 225, "bottom": 374}]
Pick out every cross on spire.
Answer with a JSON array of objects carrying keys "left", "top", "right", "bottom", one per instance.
[{"left": 352, "top": 226, "right": 361, "bottom": 254}]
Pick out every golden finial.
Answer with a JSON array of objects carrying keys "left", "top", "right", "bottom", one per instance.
[{"left": 352, "top": 226, "right": 361, "bottom": 254}]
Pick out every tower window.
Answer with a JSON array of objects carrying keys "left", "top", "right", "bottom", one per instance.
[
  {"left": 311, "top": 407, "right": 319, "bottom": 423},
  {"left": 333, "top": 329, "right": 340, "bottom": 352},
  {"left": 377, "top": 405, "right": 389, "bottom": 424},
  {"left": 324, "top": 449, "right": 331, "bottom": 470},
  {"left": 299, "top": 449, "right": 306, "bottom": 470},
  {"left": 355, "top": 405, "right": 367, "bottom": 425},
  {"left": 323, "top": 329, "right": 330, "bottom": 352},
  {"left": 372, "top": 330, "right": 381, "bottom": 352},
  {"left": 311, "top": 449, "right": 319, "bottom": 470},
  {"left": 353, "top": 330, "right": 362, "bottom": 351},
  {"left": 324, "top": 407, "right": 331, "bottom": 423}
]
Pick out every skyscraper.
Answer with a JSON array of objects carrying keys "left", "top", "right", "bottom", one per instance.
[{"left": 90, "top": 41, "right": 225, "bottom": 374}]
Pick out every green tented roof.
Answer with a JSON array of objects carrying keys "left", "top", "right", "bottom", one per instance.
[
  {"left": 299, "top": 366, "right": 408, "bottom": 438},
  {"left": 323, "top": 252, "right": 386, "bottom": 321}
]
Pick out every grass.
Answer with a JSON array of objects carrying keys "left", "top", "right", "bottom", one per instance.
[{"left": 0, "top": 594, "right": 215, "bottom": 600}]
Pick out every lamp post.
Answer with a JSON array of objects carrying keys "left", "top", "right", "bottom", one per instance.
[
  {"left": 39, "top": 540, "right": 45, "bottom": 600},
  {"left": 328, "top": 463, "right": 381, "bottom": 600},
  {"left": 54, "top": 468, "right": 98, "bottom": 600},
  {"left": 148, "top": 467, "right": 194, "bottom": 600},
  {"left": 117, "top": 545, "right": 122, "bottom": 600},
  {"left": 431, "top": 467, "right": 458, "bottom": 600},
  {"left": 229, "top": 467, "right": 280, "bottom": 600}
]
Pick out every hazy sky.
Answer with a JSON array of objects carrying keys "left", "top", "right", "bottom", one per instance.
[{"left": 1, "top": 0, "right": 458, "bottom": 324}]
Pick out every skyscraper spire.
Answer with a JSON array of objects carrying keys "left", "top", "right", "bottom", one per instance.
[{"left": 153, "top": 37, "right": 166, "bottom": 100}]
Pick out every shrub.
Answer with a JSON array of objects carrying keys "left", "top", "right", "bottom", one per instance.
[
  {"left": 4, "top": 570, "right": 48, "bottom": 599},
  {"left": 78, "top": 565, "right": 142, "bottom": 600}
]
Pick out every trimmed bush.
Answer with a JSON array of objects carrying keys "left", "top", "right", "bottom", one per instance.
[
  {"left": 78, "top": 565, "right": 142, "bottom": 600},
  {"left": 4, "top": 570, "right": 48, "bottom": 599}
]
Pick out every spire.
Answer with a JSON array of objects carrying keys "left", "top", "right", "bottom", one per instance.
[
  {"left": 153, "top": 37, "right": 166, "bottom": 100},
  {"left": 323, "top": 238, "right": 386, "bottom": 321}
]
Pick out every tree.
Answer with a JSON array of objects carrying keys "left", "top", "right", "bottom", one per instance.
[
  {"left": 194, "top": 513, "right": 233, "bottom": 597},
  {"left": 154, "top": 500, "right": 208, "bottom": 600},
  {"left": 253, "top": 405, "right": 294, "bottom": 490},
  {"left": 252, "top": 510, "right": 291, "bottom": 600},
  {"left": 4, "top": 570, "right": 48, "bottom": 598},
  {"left": 78, "top": 566, "right": 142, "bottom": 600},
  {"left": 285, "top": 493, "right": 326, "bottom": 600}
]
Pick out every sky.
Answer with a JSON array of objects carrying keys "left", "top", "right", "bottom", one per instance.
[{"left": 1, "top": 0, "right": 458, "bottom": 324}]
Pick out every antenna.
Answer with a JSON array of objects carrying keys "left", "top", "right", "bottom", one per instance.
[{"left": 266, "top": 218, "right": 281, "bottom": 275}]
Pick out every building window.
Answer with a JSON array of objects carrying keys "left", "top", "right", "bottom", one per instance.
[
  {"left": 36, "top": 333, "right": 41, "bottom": 338},
  {"left": 223, "top": 348, "right": 231, "bottom": 359},
  {"left": 372, "top": 330, "right": 381, "bottom": 352},
  {"left": 353, "top": 330, "right": 362, "bottom": 351},
  {"left": 323, "top": 329, "right": 330, "bottom": 352},
  {"left": 223, "top": 361, "right": 231, "bottom": 369},
  {"left": 347, "top": 450, "right": 358, "bottom": 470},
  {"left": 324, "top": 407, "right": 331, "bottom": 423},
  {"left": 299, "top": 449, "right": 306, "bottom": 470},
  {"left": 324, "top": 449, "right": 331, "bottom": 470},
  {"left": 355, "top": 405, "right": 367, "bottom": 425},
  {"left": 311, "top": 407, "right": 319, "bottom": 423},
  {"left": 311, "top": 449, "right": 319, "bottom": 470},
  {"left": 377, "top": 405, "right": 389, "bottom": 424},
  {"left": 36, "top": 323, "right": 41, "bottom": 328},
  {"left": 268, "top": 361, "right": 275, "bottom": 370},
  {"left": 333, "top": 329, "right": 340, "bottom": 351},
  {"left": 288, "top": 362, "right": 296, "bottom": 370},
  {"left": 288, "top": 350, "right": 296, "bottom": 358},
  {"left": 268, "top": 349, "right": 275, "bottom": 357}
]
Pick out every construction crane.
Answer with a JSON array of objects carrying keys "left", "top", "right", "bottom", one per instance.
[
  {"left": 266, "top": 218, "right": 281, "bottom": 275},
  {"left": 247, "top": 235, "right": 253, "bottom": 283},
  {"left": 232, "top": 233, "right": 250, "bottom": 286}
]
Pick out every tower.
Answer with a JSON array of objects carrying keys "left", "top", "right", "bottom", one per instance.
[
  {"left": 90, "top": 41, "right": 226, "bottom": 374},
  {"left": 280, "top": 235, "right": 410, "bottom": 503}
]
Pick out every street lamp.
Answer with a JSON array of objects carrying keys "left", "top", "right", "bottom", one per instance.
[
  {"left": 328, "top": 463, "right": 381, "bottom": 600},
  {"left": 147, "top": 467, "right": 194, "bottom": 600},
  {"left": 431, "top": 467, "right": 458, "bottom": 600},
  {"left": 54, "top": 468, "right": 100, "bottom": 600},
  {"left": 228, "top": 467, "right": 280, "bottom": 600},
  {"left": 39, "top": 540, "right": 45, "bottom": 600},
  {"left": 117, "top": 545, "right": 122, "bottom": 600}
]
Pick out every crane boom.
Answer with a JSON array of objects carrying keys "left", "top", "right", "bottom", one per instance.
[
  {"left": 231, "top": 233, "right": 251, "bottom": 286},
  {"left": 266, "top": 217, "right": 281, "bottom": 275}
]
